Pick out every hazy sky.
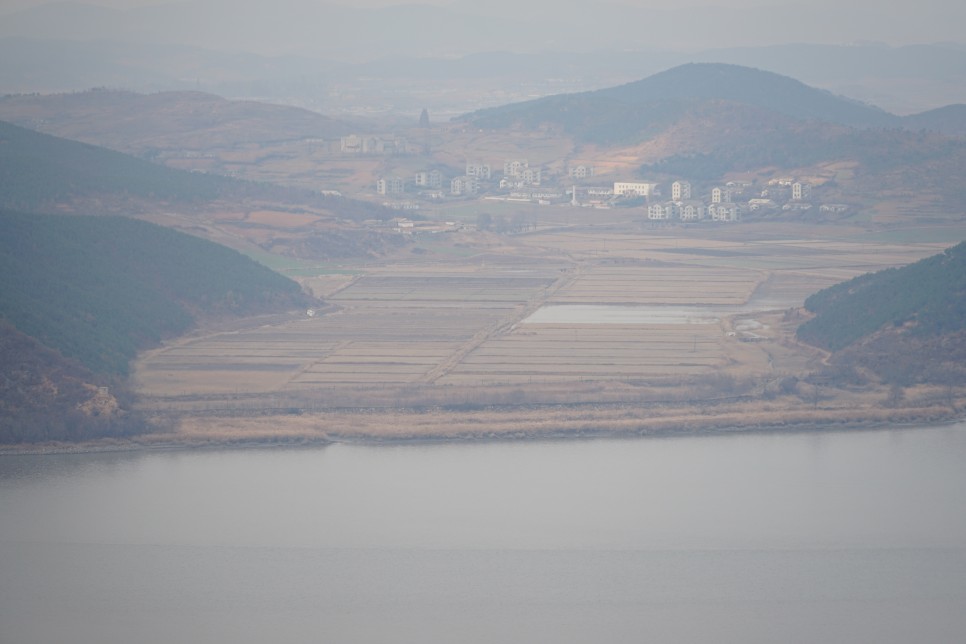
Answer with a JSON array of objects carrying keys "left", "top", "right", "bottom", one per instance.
[
  {"left": 0, "top": 0, "right": 907, "bottom": 9},
  {"left": 2, "top": 0, "right": 963, "bottom": 56}
]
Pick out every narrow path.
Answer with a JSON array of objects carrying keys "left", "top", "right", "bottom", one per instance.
[{"left": 417, "top": 263, "right": 583, "bottom": 384}]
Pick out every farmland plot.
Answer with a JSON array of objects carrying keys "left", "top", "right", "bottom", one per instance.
[
  {"left": 436, "top": 263, "right": 770, "bottom": 385},
  {"left": 133, "top": 230, "right": 949, "bottom": 406},
  {"left": 134, "top": 269, "right": 560, "bottom": 397}
]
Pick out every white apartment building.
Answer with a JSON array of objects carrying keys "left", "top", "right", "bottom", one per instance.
[
  {"left": 709, "top": 202, "right": 741, "bottom": 222},
  {"left": 678, "top": 200, "right": 704, "bottom": 221},
  {"left": 671, "top": 181, "right": 691, "bottom": 201},
  {"left": 466, "top": 163, "right": 491, "bottom": 180},
  {"left": 414, "top": 170, "right": 443, "bottom": 189},
  {"left": 647, "top": 203, "right": 673, "bottom": 220},
  {"left": 450, "top": 176, "right": 480, "bottom": 196},
  {"left": 711, "top": 186, "right": 734, "bottom": 204},
  {"left": 503, "top": 160, "right": 528, "bottom": 178},
  {"left": 376, "top": 176, "right": 405, "bottom": 195}
]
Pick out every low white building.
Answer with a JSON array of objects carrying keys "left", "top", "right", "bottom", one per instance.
[{"left": 614, "top": 181, "right": 657, "bottom": 197}]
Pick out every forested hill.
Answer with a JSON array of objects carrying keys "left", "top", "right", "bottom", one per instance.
[
  {"left": 797, "top": 242, "right": 966, "bottom": 386},
  {"left": 0, "top": 119, "right": 230, "bottom": 210},
  {"left": 458, "top": 63, "right": 900, "bottom": 144},
  {"left": 0, "top": 211, "right": 313, "bottom": 377}
]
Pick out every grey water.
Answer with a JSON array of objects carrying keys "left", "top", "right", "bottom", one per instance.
[{"left": 2, "top": 423, "right": 966, "bottom": 644}]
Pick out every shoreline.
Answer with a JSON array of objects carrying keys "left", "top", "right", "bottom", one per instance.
[{"left": 3, "top": 396, "right": 964, "bottom": 455}]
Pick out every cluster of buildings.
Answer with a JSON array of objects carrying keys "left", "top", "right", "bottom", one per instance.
[
  {"left": 378, "top": 160, "right": 540, "bottom": 198},
  {"left": 374, "top": 155, "right": 845, "bottom": 224},
  {"left": 644, "top": 181, "right": 744, "bottom": 222}
]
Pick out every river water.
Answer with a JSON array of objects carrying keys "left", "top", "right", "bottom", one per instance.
[{"left": 2, "top": 423, "right": 966, "bottom": 643}]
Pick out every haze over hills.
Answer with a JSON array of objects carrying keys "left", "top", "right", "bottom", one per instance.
[
  {"left": 451, "top": 63, "right": 966, "bottom": 208},
  {"left": 0, "top": 115, "right": 418, "bottom": 267},
  {"left": 6, "top": 62, "right": 966, "bottom": 223},
  {"left": 3, "top": 2, "right": 966, "bottom": 117},
  {"left": 0, "top": 118, "right": 230, "bottom": 210},
  {"left": 0, "top": 89, "right": 356, "bottom": 154},
  {"left": 2, "top": 19, "right": 966, "bottom": 448},
  {"left": 460, "top": 63, "right": 938, "bottom": 135}
]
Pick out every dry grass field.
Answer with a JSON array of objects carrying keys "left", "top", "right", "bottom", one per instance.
[{"left": 133, "top": 221, "right": 951, "bottom": 437}]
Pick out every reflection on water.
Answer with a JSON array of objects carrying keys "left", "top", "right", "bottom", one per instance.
[{"left": 2, "top": 424, "right": 966, "bottom": 643}]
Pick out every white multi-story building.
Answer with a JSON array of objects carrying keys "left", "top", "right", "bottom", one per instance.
[
  {"left": 792, "top": 181, "right": 811, "bottom": 200},
  {"left": 466, "top": 163, "right": 491, "bottom": 180},
  {"left": 450, "top": 176, "right": 480, "bottom": 196},
  {"left": 711, "top": 186, "right": 734, "bottom": 204},
  {"left": 521, "top": 167, "right": 541, "bottom": 186},
  {"left": 504, "top": 160, "right": 528, "bottom": 178},
  {"left": 678, "top": 200, "right": 704, "bottom": 221},
  {"left": 414, "top": 170, "right": 443, "bottom": 189},
  {"left": 671, "top": 181, "right": 691, "bottom": 201},
  {"left": 614, "top": 182, "right": 657, "bottom": 197},
  {"left": 376, "top": 176, "right": 405, "bottom": 195},
  {"left": 647, "top": 203, "right": 673, "bottom": 220},
  {"left": 709, "top": 202, "right": 741, "bottom": 222}
]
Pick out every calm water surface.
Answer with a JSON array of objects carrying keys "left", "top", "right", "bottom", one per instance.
[{"left": 2, "top": 423, "right": 966, "bottom": 643}]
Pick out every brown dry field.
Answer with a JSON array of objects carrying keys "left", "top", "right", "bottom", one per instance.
[{"left": 130, "top": 220, "right": 960, "bottom": 442}]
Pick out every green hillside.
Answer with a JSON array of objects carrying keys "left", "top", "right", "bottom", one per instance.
[
  {"left": 0, "top": 320, "right": 138, "bottom": 443},
  {"left": 0, "top": 119, "right": 231, "bottom": 209},
  {"left": 797, "top": 242, "right": 966, "bottom": 386},
  {"left": 798, "top": 242, "right": 966, "bottom": 351},
  {"left": 0, "top": 211, "right": 312, "bottom": 376}
]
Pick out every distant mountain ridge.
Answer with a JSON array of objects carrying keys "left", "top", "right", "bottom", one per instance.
[
  {"left": 0, "top": 89, "right": 354, "bottom": 154},
  {"left": 2, "top": 38, "right": 965, "bottom": 116},
  {"left": 460, "top": 63, "right": 908, "bottom": 141},
  {"left": 600, "top": 64, "right": 899, "bottom": 128}
]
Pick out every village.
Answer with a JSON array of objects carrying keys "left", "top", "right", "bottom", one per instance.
[{"left": 366, "top": 151, "right": 850, "bottom": 233}]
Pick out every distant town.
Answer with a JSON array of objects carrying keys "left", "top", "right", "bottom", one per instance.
[{"left": 357, "top": 141, "right": 849, "bottom": 230}]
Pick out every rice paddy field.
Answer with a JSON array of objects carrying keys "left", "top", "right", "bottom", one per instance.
[{"left": 132, "top": 223, "right": 951, "bottom": 410}]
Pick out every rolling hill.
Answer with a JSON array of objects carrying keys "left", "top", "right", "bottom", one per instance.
[
  {"left": 0, "top": 88, "right": 355, "bottom": 153},
  {"left": 459, "top": 63, "right": 902, "bottom": 143},
  {"left": 457, "top": 63, "right": 966, "bottom": 205},
  {"left": 0, "top": 210, "right": 316, "bottom": 443},
  {"left": 0, "top": 117, "right": 400, "bottom": 243},
  {"left": 0, "top": 211, "right": 314, "bottom": 376},
  {"left": 798, "top": 241, "right": 966, "bottom": 386},
  {"left": 0, "top": 118, "right": 233, "bottom": 210}
]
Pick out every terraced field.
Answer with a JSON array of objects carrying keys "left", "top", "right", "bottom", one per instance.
[{"left": 133, "top": 226, "right": 949, "bottom": 408}]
